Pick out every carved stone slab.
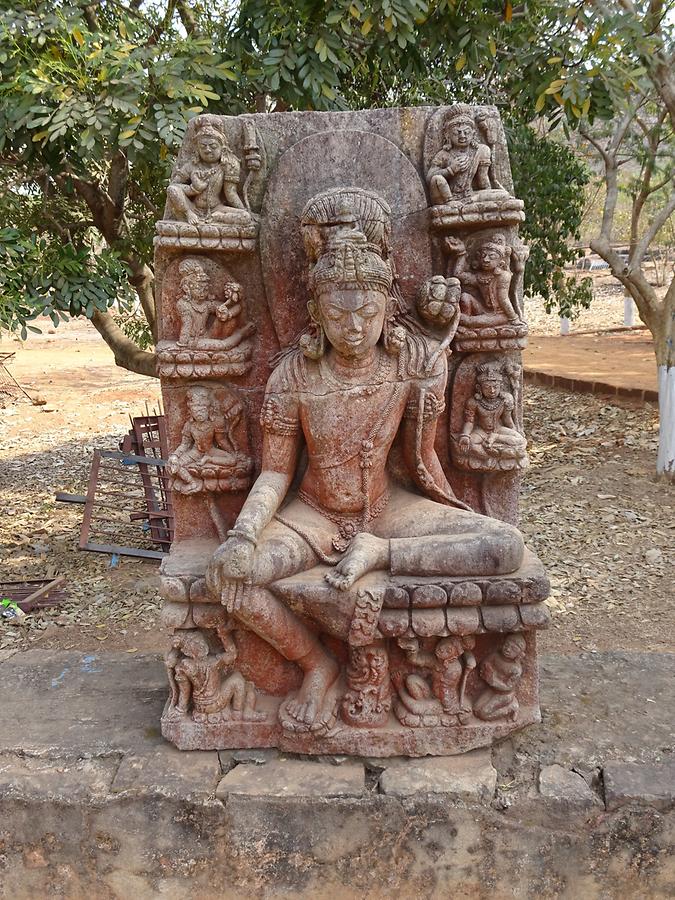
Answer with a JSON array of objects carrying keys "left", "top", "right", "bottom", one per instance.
[{"left": 155, "top": 106, "right": 548, "bottom": 758}]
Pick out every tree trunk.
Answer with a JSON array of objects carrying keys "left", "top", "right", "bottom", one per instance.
[
  {"left": 653, "top": 284, "right": 675, "bottom": 481},
  {"left": 90, "top": 309, "right": 158, "bottom": 378}
]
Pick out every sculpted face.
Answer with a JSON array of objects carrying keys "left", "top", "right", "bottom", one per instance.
[
  {"left": 183, "top": 269, "right": 210, "bottom": 301},
  {"left": 197, "top": 134, "right": 223, "bottom": 163},
  {"left": 449, "top": 121, "right": 475, "bottom": 148},
  {"left": 188, "top": 393, "right": 210, "bottom": 422},
  {"left": 477, "top": 247, "right": 504, "bottom": 271},
  {"left": 316, "top": 287, "right": 387, "bottom": 360},
  {"left": 480, "top": 378, "right": 501, "bottom": 399}
]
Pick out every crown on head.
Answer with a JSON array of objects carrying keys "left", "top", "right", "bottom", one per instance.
[
  {"left": 194, "top": 115, "right": 227, "bottom": 143},
  {"left": 301, "top": 188, "right": 392, "bottom": 253},
  {"left": 178, "top": 258, "right": 208, "bottom": 278},
  {"left": 478, "top": 233, "right": 510, "bottom": 258},
  {"left": 310, "top": 232, "right": 393, "bottom": 293},
  {"left": 476, "top": 361, "right": 503, "bottom": 383},
  {"left": 445, "top": 103, "right": 476, "bottom": 129}
]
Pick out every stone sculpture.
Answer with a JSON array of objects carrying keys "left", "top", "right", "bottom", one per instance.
[
  {"left": 445, "top": 234, "right": 529, "bottom": 352},
  {"left": 166, "top": 384, "right": 253, "bottom": 540},
  {"left": 155, "top": 107, "right": 550, "bottom": 757},
  {"left": 155, "top": 115, "right": 262, "bottom": 251},
  {"left": 167, "top": 116, "right": 246, "bottom": 220},
  {"left": 165, "top": 627, "right": 263, "bottom": 724},
  {"left": 425, "top": 104, "right": 525, "bottom": 230},
  {"left": 452, "top": 361, "right": 528, "bottom": 472},
  {"left": 473, "top": 633, "right": 527, "bottom": 722},
  {"left": 157, "top": 257, "right": 255, "bottom": 378}
]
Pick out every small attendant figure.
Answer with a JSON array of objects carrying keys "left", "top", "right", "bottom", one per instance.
[
  {"left": 427, "top": 104, "right": 493, "bottom": 204},
  {"left": 457, "top": 362, "right": 527, "bottom": 468},
  {"left": 473, "top": 633, "right": 527, "bottom": 722},
  {"left": 167, "top": 117, "right": 245, "bottom": 224},
  {"left": 167, "top": 629, "right": 264, "bottom": 724},
  {"left": 445, "top": 234, "right": 522, "bottom": 325},
  {"left": 167, "top": 386, "right": 244, "bottom": 495}
]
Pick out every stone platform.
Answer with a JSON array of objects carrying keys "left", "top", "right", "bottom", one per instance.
[{"left": 0, "top": 649, "right": 674, "bottom": 898}]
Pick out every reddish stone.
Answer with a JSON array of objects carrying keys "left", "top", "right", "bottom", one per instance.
[{"left": 156, "top": 105, "right": 549, "bottom": 757}]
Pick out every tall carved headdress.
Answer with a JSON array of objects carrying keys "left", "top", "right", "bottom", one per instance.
[
  {"left": 309, "top": 231, "right": 394, "bottom": 294},
  {"left": 301, "top": 187, "right": 393, "bottom": 262},
  {"left": 444, "top": 103, "right": 476, "bottom": 130}
]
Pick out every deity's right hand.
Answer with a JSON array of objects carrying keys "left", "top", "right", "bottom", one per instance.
[
  {"left": 206, "top": 536, "right": 255, "bottom": 613},
  {"left": 447, "top": 157, "right": 468, "bottom": 176}
]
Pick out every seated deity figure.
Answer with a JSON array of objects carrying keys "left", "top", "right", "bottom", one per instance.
[
  {"left": 445, "top": 234, "right": 524, "bottom": 325},
  {"left": 168, "top": 385, "right": 250, "bottom": 494},
  {"left": 175, "top": 258, "right": 254, "bottom": 350},
  {"left": 456, "top": 362, "right": 528, "bottom": 468},
  {"left": 427, "top": 104, "right": 507, "bottom": 206},
  {"left": 167, "top": 117, "right": 245, "bottom": 223},
  {"left": 205, "top": 189, "right": 525, "bottom": 734}
]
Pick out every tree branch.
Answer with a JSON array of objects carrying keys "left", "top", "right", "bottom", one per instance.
[
  {"left": 107, "top": 149, "right": 128, "bottom": 220},
  {"left": 126, "top": 257, "right": 157, "bottom": 339},
  {"left": 176, "top": 0, "right": 198, "bottom": 34},
  {"left": 632, "top": 190, "right": 675, "bottom": 266},
  {"left": 90, "top": 309, "right": 157, "bottom": 377}
]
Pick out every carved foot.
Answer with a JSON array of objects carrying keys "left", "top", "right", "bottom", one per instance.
[
  {"left": 325, "top": 533, "right": 390, "bottom": 591},
  {"left": 278, "top": 658, "right": 341, "bottom": 733}
]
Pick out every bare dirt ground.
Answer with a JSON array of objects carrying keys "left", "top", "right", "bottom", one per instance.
[{"left": 0, "top": 300, "right": 672, "bottom": 658}]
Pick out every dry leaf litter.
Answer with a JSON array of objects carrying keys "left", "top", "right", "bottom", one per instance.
[{"left": 0, "top": 309, "right": 672, "bottom": 657}]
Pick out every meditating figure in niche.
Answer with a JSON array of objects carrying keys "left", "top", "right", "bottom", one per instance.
[
  {"left": 168, "top": 385, "right": 250, "bottom": 494},
  {"left": 445, "top": 234, "right": 524, "bottom": 325},
  {"left": 205, "top": 188, "right": 525, "bottom": 734},
  {"left": 473, "top": 632, "right": 526, "bottom": 721},
  {"left": 427, "top": 104, "right": 508, "bottom": 205},
  {"left": 167, "top": 117, "right": 245, "bottom": 224},
  {"left": 456, "top": 362, "right": 528, "bottom": 469}
]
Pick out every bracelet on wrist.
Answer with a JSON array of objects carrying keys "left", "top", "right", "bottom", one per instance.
[{"left": 227, "top": 528, "right": 257, "bottom": 548}]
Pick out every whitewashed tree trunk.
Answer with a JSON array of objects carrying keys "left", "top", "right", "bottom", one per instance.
[
  {"left": 657, "top": 365, "right": 675, "bottom": 481},
  {"left": 623, "top": 293, "right": 635, "bottom": 327}
]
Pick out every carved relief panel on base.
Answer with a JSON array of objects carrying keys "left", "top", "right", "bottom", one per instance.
[{"left": 155, "top": 106, "right": 550, "bottom": 758}]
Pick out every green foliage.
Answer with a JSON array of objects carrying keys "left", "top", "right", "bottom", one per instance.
[
  {"left": 1, "top": 1, "right": 667, "bottom": 354},
  {"left": 508, "top": 123, "right": 593, "bottom": 318},
  {"left": 113, "top": 312, "right": 155, "bottom": 350},
  {"left": 0, "top": 225, "right": 134, "bottom": 337}
]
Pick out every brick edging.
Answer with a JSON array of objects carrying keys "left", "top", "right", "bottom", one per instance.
[{"left": 523, "top": 368, "right": 658, "bottom": 403}]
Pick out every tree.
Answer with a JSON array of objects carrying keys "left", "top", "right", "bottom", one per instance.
[
  {"left": 530, "top": 0, "right": 674, "bottom": 479},
  {"left": 0, "top": 0, "right": 598, "bottom": 372}
]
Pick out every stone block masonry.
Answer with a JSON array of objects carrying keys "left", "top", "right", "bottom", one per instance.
[{"left": 0, "top": 649, "right": 673, "bottom": 898}]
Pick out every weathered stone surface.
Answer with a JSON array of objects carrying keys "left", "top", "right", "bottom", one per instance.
[
  {"left": 379, "top": 749, "right": 496, "bottom": 801},
  {"left": 111, "top": 746, "right": 221, "bottom": 799},
  {"left": 604, "top": 760, "right": 675, "bottom": 811},
  {"left": 0, "top": 650, "right": 166, "bottom": 755},
  {"left": 0, "top": 651, "right": 674, "bottom": 898},
  {"left": 216, "top": 758, "right": 365, "bottom": 798},
  {"left": 538, "top": 764, "right": 602, "bottom": 807},
  {"left": 156, "top": 104, "right": 548, "bottom": 757},
  {"left": 0, "top": 754, "right": 117, "bottom": 802}
]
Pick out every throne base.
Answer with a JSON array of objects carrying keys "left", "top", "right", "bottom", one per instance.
[{"left": 161, "top": 695, "right": 541, "bottom": 756}]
